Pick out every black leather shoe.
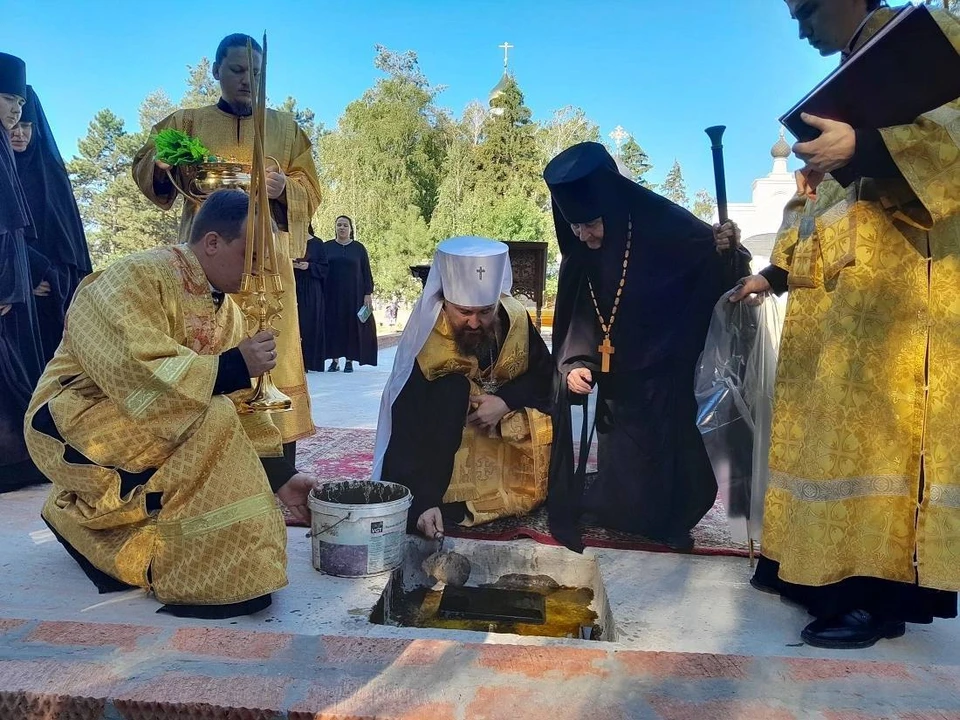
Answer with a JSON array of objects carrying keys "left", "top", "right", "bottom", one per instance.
[
  {"left": 801, "top": 609, "right": 906, "bottom": 649},
  {"left": 749, "top": 577, "right": 780, "bottom": 595},
  {"left": 344, "top": 361, "right": 354, "bottom": 373},
  {"left": 658, "top": 531, "right": 694, "bottom": 552},
  {"left": 328, "top": 360, "right": 339, "bottom": 372}
]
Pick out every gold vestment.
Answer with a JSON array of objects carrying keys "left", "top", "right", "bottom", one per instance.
[
  {"left": 27, "top": 245, "right": 288, "bottom": 606},
  {"left": 761, "top": 10, "right": 960, "bottom": 590},
  {"left": 132, "top": 104, "right": 322, "bottom": 442},
  {"left": 416, "top": 296, "right": 552, "bottom": 526}
]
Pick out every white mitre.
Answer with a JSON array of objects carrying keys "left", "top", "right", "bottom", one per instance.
[
  {"left": 435, "top": 236, "right": 510, "bottom": 308},
  {"left": 372, "top": 236, "right": 513, "bottom": 480}
]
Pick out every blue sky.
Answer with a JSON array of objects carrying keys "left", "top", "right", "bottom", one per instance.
[{"left": 2, "top": 0, "right": 845, "bottom": 202}]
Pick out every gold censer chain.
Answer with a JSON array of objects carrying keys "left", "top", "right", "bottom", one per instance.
[{"left": 586, "top": 216, "right": 632, "bottom": 373}]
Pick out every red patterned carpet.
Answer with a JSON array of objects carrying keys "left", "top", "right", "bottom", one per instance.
[{"left": 294, "top": 426, "right": 749, "bottom": 558}]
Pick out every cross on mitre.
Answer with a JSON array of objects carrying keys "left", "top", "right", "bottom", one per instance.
[{"left": 434, "top": 237, "right": 509, "bottom": 308}]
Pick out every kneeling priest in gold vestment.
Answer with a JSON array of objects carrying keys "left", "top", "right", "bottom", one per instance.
[
  {"left": 27, "top": 190, "right": 315, "bottom": 618},
  {"left": 372, "top": 237, "right": 553, "bottom": 539}
]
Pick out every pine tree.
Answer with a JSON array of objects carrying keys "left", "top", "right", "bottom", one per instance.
[
  {"left": 660, "top": 160, "right": 689, "bottom": 208},
  {"left": 473, "top": 75, "right": 541, "bottom": 199},
  {"left": 138, "top": 89, "right": 176, "bottom": 132},
  {"left": 180, "top": 58, "right": 219, "bottom": 109},
  {"left": 619, "top": 137, "right": 654, "bottom": 187},
  {"left": 66, "top": 108, "right": 179, "bottom": 266}
]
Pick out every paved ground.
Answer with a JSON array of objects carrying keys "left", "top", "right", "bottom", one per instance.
[{"left": 2, "top": 343, "right": 958, "bottom": 718}]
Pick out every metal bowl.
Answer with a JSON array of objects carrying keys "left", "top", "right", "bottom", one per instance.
[{"left": 168, "top": 161, "right": 251, "bottom": 202}]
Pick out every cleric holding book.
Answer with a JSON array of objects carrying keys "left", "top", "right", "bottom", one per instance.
[{"left": 726, "top": 0, "right": 960, "bottom": 649}]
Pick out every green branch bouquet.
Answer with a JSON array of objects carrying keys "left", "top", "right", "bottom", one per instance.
[{"left": 154, "top": 128, "right": 213, "bottom": 166}]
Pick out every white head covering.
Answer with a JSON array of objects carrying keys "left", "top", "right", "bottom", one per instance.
[
  {"left": 372, "top": 237, "right": 513, "bottom": 480},
  {"left": 435, "top": 237, "right": 509, "bottom": 307}
]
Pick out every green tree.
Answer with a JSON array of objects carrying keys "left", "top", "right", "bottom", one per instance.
[
  {"left": 692, "top": 189, "right": 716, "bottom": 223},
  {"left": 275, "top": 96, "right": 323, "bottom": 142},
  {"left": 67, "top": 106, "right": 180, "bottom": 267},
  {"left": 660, "top": 160, "right": 689, "bottom": 207},
  {"left": 536, "top": 106, "right": 600, "bottom": 163},
  {"left": 180, "top": 58, "right": 219, "bottom": 109},
  {"left": 473, "top": 74, "right": 541, "bottom": 199},
  {"left": 275, "top": 95, "right": 325, "bottom": 176},
  {"left": 138, "top": 89, "right": 176, "bottom": 132},
  {"left": 314, "top": 46, "right": 448, "bottom": 298},
  {"left": 473, "top": 182, "right": 549, "bottom": 242},
  {"left": 431, "top": 131, "right": 482, "bottom": 240},
  {"left": 461, "top": 100, "right": 487, "bottom": 146},
  {"left": 372, "top": 205, "right": 437, "bottom": 301},
  {"left": 619, "top": 136, "right": 654, "bottom": 187}
]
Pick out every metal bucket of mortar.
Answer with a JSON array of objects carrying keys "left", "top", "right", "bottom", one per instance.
[{"left": 307, "top": 480, "right": 412, "bottom": 577}]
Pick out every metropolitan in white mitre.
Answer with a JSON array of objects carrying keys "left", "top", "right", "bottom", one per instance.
[{"left": 372, "top": 237, "right": 553, "bottom": 538}]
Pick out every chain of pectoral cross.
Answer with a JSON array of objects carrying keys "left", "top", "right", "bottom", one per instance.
[{"left": 586, "top": 216, "right": 632, "bottom": 373}]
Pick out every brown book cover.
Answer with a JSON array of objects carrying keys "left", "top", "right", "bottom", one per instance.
[{"left": 780, "top": 4, "right": 960, "bottom": 146}]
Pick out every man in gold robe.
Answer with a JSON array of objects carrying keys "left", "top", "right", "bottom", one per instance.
[
  {"left": 728, "top": 1, "right": 960, "bottom": 648},
  {"left": 132, "top": 33, "right": 321, "bottom": 460},
  {"left": 372, "top": 238, "right": 553, "bottom": 538},
  {"left": 27, "top": 190, "right": 315, "bottom": 618}
]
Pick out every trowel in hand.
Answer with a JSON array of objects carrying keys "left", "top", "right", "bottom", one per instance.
[{"left": 421, "top": 533, "right": 471, "bottom": 588}]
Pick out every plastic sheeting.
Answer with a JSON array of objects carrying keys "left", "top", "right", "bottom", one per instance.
[{"left": 695, "top": 290, "right": 783, "bottom": 546}]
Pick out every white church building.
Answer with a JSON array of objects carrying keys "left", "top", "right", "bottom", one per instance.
[{"left": 724, "top": 130, "right": 796, "bottom": 273}]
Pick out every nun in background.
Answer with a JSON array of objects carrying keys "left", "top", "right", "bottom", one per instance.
[
  {"left": 0, "top": 53, "right": 46, "bottom": 492},
  {"left": 294, "top": 224, "right": 329, "bottom": 371},
  {"left": 10, "top": 85, "right": 93, "bottom": 362}
]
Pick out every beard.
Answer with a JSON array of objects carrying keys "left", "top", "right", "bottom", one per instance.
[
  {"left": 226, "top": 96, "right": 253, "bottom": 116},
  {"left": 452, "top": 323, "right": 497, "bottom": 360}
]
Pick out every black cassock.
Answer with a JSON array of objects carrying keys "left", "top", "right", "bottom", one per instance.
[
  {"left": 0, "top": 130, "right": 46, "bottom": 493},
  {"left": 323, "top": 239, "right": 378, "bottom": 366},
  {"left": 544, "top": 142, "right": 751, "bottom": 551},
  {"left": 15, "top": 87, "right": 93, "bottom": 363},
  {"left": 381, "top": 306, "right": 553, "bottom": 531},
  {"left": 294, "top": 236, "right": 329, "bottom": 371}
]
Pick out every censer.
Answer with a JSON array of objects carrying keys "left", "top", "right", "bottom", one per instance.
[{"left": 235, "top": 33, "right": 292, "bottom": 414}]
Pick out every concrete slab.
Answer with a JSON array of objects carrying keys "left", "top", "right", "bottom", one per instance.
[
  {"left": 5, "top": 337, "right": 960, "bottom": 717},
  {"left": 4, "top": 485, "right": 959, "bottom": 665},
  {"left": 306, "top": 346, "right": 398, "bottom": 430}
]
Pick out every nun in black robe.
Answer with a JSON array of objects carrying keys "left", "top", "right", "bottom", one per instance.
[
  {"left": 14, "top": 86, "right": 93, "bottom": 363},
  {"left": 543, "top": 142, "right": 751, "bottom": 552},
  {"left": 323, "top": 216, "right": 378, "bottom": 369},
  {"left": 0, "top": 53, "right": 47, "bottom": 492},
  {"left": 295, "top": 227, "right": 329, "bottom": 371}
]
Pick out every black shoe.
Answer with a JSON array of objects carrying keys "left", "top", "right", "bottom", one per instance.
[
  {"left": 750, "top": 577, "right": 780, "bottom": 595},
  {"left": 801, "top": 610, "right": 906, "bottom": 649},
  {"left": 344, "top": 361, "right": 354, "bottom": 373},
  {"left": 661, "top": 531, "right": 694, "bottom": 552},
  {"left": 645, "top": 530, "right": 694, "bottom": 552},
  {"left": 328, "top": 360, "right": 339, "bottom": 372}
]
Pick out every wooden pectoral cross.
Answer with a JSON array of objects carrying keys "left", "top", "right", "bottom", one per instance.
[{"left": 598, "top": 336, "right": 615, "bottom": 373}]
